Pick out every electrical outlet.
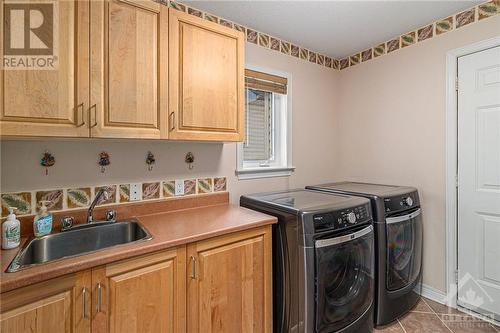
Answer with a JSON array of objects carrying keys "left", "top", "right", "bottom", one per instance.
[
  {"left": 175, "top": 180, "right": 184, "bottom": 196},
  {"left": 129, "top": 183, "right": 142, "bottom": 201}
]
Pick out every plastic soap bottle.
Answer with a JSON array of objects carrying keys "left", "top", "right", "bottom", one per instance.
[
  {"left": 2, "top": 207, "right": 21, "bottom": 249},
  {"left": 34, "top": 201, "right": 53, "bottom": 237}
]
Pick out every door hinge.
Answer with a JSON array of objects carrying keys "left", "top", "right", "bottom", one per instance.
[
  {"left": 455, "top": 77, "right": 459, "bottom": 91},
  {"left": 455, "top": 269, "right": 459, "bottom": 284},
  {"left": 455, "top": 174, "right": 459, "bottom": 188}
]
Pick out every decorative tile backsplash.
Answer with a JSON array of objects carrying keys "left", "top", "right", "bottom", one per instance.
[
  {"left": 0, "top": 177, "right": 227, "bottom": 217},
  {"left": 168, "top": 0, "right": 498, "bottom": 72}
]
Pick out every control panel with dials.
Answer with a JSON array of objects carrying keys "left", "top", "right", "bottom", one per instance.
[
  {"left": 313, "top": 203, "right": 372, "bottom": 232},
  {"left": 383, "top": 192, "right": 420, "bottom": 214}
]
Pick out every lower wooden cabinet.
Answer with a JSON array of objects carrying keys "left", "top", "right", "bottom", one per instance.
[
  {"left": 187, "top": 226, "right": 272, "bottom": 333},
  {"left": 92, "top": 247, "right": 186, "bottom": 333},
  {"left": 0, "top": 271, "right": 92, "bottom": 333},
  {"left": 0, "top": 226, "right": 272, "bottom": 333}
]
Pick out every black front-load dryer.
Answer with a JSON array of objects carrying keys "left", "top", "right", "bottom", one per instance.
[
  {"left": 306, "top": 182, "right": 423, "bottom": 326},
  {"left": 241, "top": 189, "right": 375, "bottom": 333}
]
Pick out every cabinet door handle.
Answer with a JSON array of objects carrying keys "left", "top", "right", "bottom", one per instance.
[
  {"left": 97, "top": 283, "right": 102, "bottom": 313},
  {"left": 190, "top": 256, "right": 197, "bottom": 279},
  {"left": 169, "top": 112, "right": 175, "bottom": 131},
  {"left": 76, "top": 103, "right": 85, "bottom": 127},
  {"left": 90, "top": 104, "right": 97, "bottom": 128},
  {"left": 82, "top": 287, "right": 87, "bottom": 319}
]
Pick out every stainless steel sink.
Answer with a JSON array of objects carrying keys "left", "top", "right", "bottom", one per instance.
[{"left": 6, "top": 219, "right": 152, "bottom": 273}]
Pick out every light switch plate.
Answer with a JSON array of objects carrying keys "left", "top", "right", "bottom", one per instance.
[
  {"left": 129, "top": 183, "right": 142, "bottom": 201},
  {"left": 175, "top": 180, "right": 184, "bottom": 196}
]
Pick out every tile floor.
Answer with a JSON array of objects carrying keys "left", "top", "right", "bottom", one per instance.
[{"left": 375, "top": 297, "right": 500, "bottom": 333}]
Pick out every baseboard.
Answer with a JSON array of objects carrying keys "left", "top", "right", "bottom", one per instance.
[{"left": 418, "top": 283, "right": 449, "bottom": 305}]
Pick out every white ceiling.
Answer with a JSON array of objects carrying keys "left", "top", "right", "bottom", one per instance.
[{"left": 184, "top": 0, "right": 483, "bottom": 59}]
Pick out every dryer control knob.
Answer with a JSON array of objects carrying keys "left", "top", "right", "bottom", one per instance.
[
  {"left": 404, "top": 197, "right": 414, "bottom": 206},
  {"left": 347, "top": 212, "right": 357, "bottom": 224}
]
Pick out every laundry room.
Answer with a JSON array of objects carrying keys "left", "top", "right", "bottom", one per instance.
[{"left": 0, "top": 0, "right": 499, "bottom": 332}]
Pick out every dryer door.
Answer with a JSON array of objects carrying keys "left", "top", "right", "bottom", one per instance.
[
  {"left": 386, "top": 208, "right": 423, "bottom": 291},
  {"left": 314, "top": 225, "right": 374, "bottom": 333}
]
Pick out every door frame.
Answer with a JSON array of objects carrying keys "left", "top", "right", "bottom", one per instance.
[{"left": 445, "top": 36, "right": 500, "bottom": 309}]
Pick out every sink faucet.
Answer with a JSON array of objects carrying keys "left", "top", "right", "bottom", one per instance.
[{"left": 87, "top": 188, "right": 108, "bottom": 224}]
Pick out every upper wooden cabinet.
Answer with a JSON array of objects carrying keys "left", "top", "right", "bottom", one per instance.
[
  {"left": 187, "top": 226, "right": 272, "bottom": 333},
  {"left": 89, "top": 0, "right": 168, "bottom": 139},
  {"left": 168, "top": 10, "right": 245, "bottom": 142},
  {"left": 0, "top": 0, "right": 90, "bottom": 137},
  {"left": 0, "top": 271, "right": 92, "bottom": 333},
  {"left": 1, "top": 1, "right": 245, "bottom": 141}
]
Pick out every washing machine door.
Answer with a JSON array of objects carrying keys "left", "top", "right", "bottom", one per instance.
[
  {"left": 386, "top": 208, "right": 423, "bottom": 291},
  {"left": 314, "top": 225, "right": 374, "bottom": 333}
]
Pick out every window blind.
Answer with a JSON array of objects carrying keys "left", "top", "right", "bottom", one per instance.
[
  {"left": 245, "top": 69, "right": 287, "bottom": 95},
  {"left": 244, "top": 89, "right": 272, "bottom": 161}
]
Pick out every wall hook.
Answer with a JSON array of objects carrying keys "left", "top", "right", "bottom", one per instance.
[
  {"left": 98, "top": 151, "right": 110, "bottom": 173},
  {"left": 185, "top": 152, "right": 194, "bottom": 170},
  {"left": 146, "top": 151, "right": 156, "bottom": 171},
  {"left": 40, "top": 151, "right": 55, "bottom": 175}
]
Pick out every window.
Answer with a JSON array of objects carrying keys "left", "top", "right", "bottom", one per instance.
[{"left": 236, "top": 68, "right": 293, "bottom": 179}]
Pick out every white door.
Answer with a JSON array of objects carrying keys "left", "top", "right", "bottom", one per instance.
[{"left": 458, "top": 45, "right": 500, "bottom": 321}]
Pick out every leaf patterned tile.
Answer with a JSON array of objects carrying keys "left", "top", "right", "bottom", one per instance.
[
  {"left": 291, "top": 44, "right": 299, "bottom": 57},
  {"left": 374, "top": 43, "right": 386, "bottom": 57},
  {"left": 36, "top": 190, "right": 63, "bottom": 211},
  {"left": 233, "top": 23, "right": 245, "bottom": 33},
  {"left": 401, "top": 31, "right": 416, "bottom": 48},
  {"left": 299, "top": 48, "right": 308, "bottom": 60},
  {"left": 387, "top": 38, "right": 400, "bottom": 53},
  {"left": 214, "top": 177, "right": 227, "bottom": 192},
  {"left": 333, "top": 59, "right": 339, "bottom": 70},
  {"left": 119, "top": 184, "right": 130, "bottom": 203},
  {"left": 246, "top": 29, "right": 257, "bottom": 44},
  {"left": 325, "top": 56, "right": 332, "bottom": 68},
  {"left": 163, "top": 181, "right": 175, "bottom": 198},
  {"left": 197, "top": 178, "right": 213, "bottom": 194},
  {"left": 187, "top": 7, "right": 202, "bottom": 17},
  {"left": 1, "top": 192, "right": 32, "bottom": 216},
  {"left": 67, "top": 188, "right": 91, "bottom": 208},
  {"left": 169, "top": 1, "right": 185, "bottom": 12},
  {"left": 418, "top": 24, "right": 434, "bottom": 41},
  {"left": 349, "top": 53, "right": 360, "bottom": 66},
  {"left": 203, "top": 13, "right": 218, "bottom": 23},
  {"left": 270, "top": 37, "right": 280, "bottom": 51},
  {"left": 219, "top": 18, "right": 233, "bottom": 28},
  {"left": 361, "top": 49, "right": 372, "bottom": 62},
  {"left": 280, "top": 41, "right": 291, "bottom": 55},
  {"left": 479, "top": 1, "right": 499, "bottom": 20},
  {"left": 456, "top": 8, "right": 476, "bottom": 28},
  {"left": 308, "top": 51, "right": 317, "bottom": 63},
  {"left": 317, "top": 54, "right": 325, "bottom": 65},
  {"left": 95, "top": 185, "right": 117, "bottom": 206},
  {"left": 184, "top": 179, "right": 197, "bottom": 195},
  {"left": 436, "top": 16, "right": 454, "bottom": 35},
  {"left": 339, "top": 58, "right": 349, "bottom": 70},
  {"left": 142, "top": 182, "right": 160, "bottom": 200},
  {"left": 258, "top": 33, "right": 270, "bottom": 48}
]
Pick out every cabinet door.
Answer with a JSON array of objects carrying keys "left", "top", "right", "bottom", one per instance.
[
  {"left": 169, "top": 9, "right": 245, "bottom": 142},
  {"left": 92, "top": 248, "right": 186, "bottom": 333},
  {"left": 90, "top": 0, "right": 168, "bottom": 139},
  {"left": 0, "top": 271, "right": 91, "bottom": 333},
  {"left": 0, "top": 0, "right": 90, "bottom": 137},
  {"left": 187, "top": 226, "right": 272, "bottom": 333}
]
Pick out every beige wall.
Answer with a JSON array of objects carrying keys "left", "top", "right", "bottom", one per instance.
[
  {"left": 2, "top": 16, "right": 498, "bottom": 293},
  {"left": 335, "top": 16, "right": 500, "bottom": 292},
  {"left": 0, "top": 42, "right": 340, "bottom": 204}
]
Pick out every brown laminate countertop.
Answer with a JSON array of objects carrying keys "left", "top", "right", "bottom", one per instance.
[{"left": 0, "top": 204, "right": 276, "bottom": 293}]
